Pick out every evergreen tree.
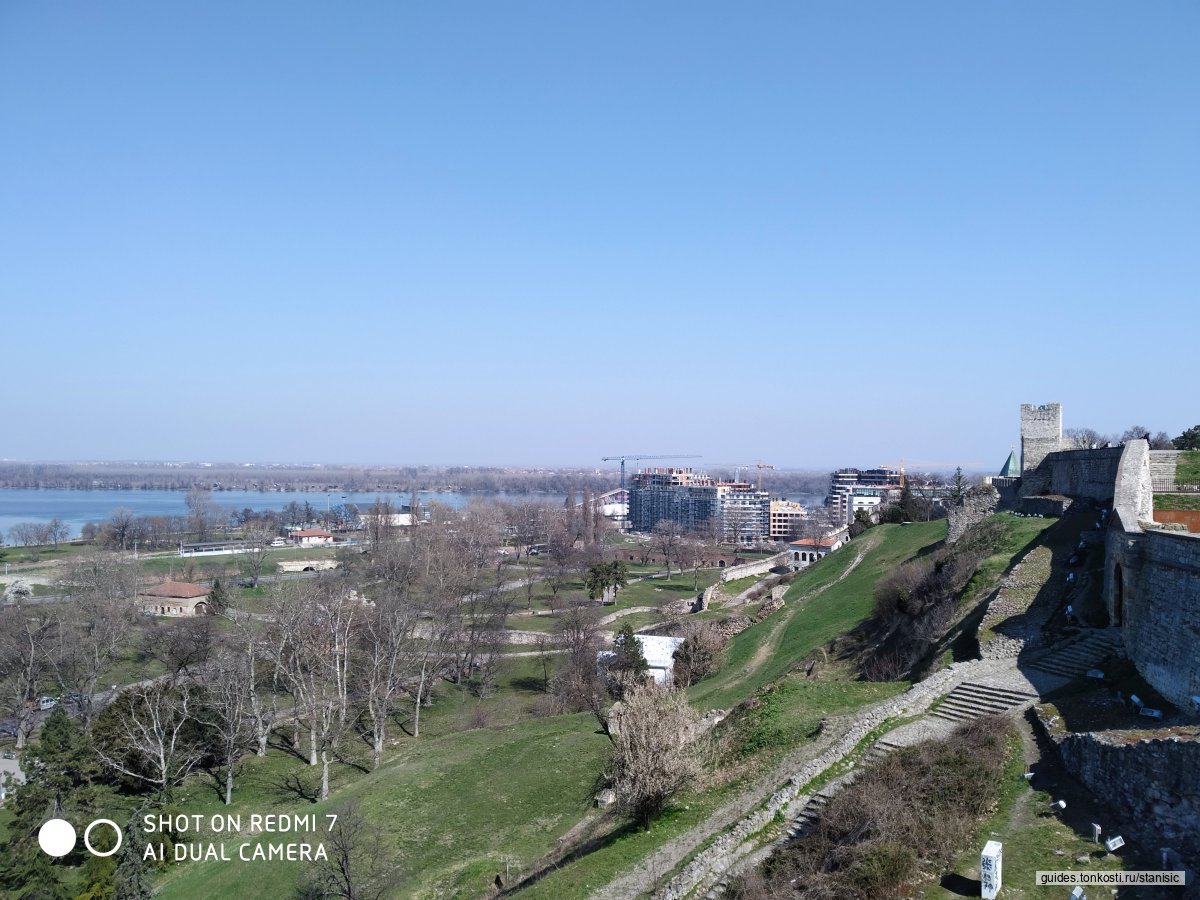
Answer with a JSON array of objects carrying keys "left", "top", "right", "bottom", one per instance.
[
  {"left": 608, "top": 623, "right": 649, "bottom": 696},
  {"left": 1174, "top": 425, "right": 1200, "bottom": 450},
  {"left": 0, "top": 707, "right": 101, "bottom": 897},
  {"left": 113, "top": 818, "right": 154, "bottom": 900},
  {"left": 207, "top": 577, "right": 230, "bottom": 614}
]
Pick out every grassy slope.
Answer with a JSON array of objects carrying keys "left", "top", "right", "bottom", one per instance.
[
  {"left": 155, "top": 714, "right": 610, "bottom": 900},
  {"left": 959, "top": 512, "right": 1055, "bottom": 608},
  {"left": 691, "top": 521, "right": 946, "bottom": 710},
  {"left": 1175, "top": 450, "right": 1200, "bottom": 485},
  {"left": 82, "top": 523, "right": 950, "bottom": 900}
]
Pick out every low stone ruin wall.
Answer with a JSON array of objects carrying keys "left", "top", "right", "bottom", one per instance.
[
  {"left": 1037, "top": 711, "right": 1200, "bottom": 862},
  {"left": 947, "top": 485, "right": 1000, "bottom": 544},
  {"left": 721, "top": 552, "right": 788, "bottom": 583}
]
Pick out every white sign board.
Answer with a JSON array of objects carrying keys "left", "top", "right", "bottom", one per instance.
[
  {"left": 1105, "top": 835, "right": 1125, "bottom": 852},
  {"left": 981, "top": 840, "right": 1003, "bottom": 899}
]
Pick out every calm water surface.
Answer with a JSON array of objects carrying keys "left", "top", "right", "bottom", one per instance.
[{"left": 0, "top": 489, "right": 559, "bottom": 539}]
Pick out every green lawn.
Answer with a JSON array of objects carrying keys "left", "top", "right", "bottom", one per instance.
[
  {"left": 1155, "top": 492, "right": 1200, "bottom": 511},
  {"left": 155, "top": 712, "right": 609, "bottom": 900},
  {"left": 1175, "top": 451, "right": 1200, "bottom": 486},
  {"left": 691, "top": 521, "right": 946, "bottom": 710}
]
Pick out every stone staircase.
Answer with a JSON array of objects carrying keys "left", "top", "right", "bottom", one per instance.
[
  {"left": 929, "top": 681, "right": 1039, "bottom": 725},
  {"left": 784, "top": 790, "right": 833, "bottom": 840},
  {"left": 1022, "top": 628, "right": 1123, "bottom": 679},
  {"left": 1150, "top": 450, "right": 1181, "bottom": 491}
]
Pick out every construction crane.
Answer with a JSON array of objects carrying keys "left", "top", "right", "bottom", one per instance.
[
  {"left": 879, "top": 459, "right": 980, "bottom": 488},
  {"left": 712, "top": 461, "right": 775, "bottom": 491},
  {"left": 601, "top": 453, "right": 701, "bottom": 489}
]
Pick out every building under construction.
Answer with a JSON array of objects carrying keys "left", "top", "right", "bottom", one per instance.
[{"left": 627, "top": 468, "right": 769, "bottom": 543}]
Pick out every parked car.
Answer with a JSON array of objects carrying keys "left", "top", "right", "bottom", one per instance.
[
  {"left": 65, "top": 692, "right": 89, "bottom": 706},
  {"left": 37, "top": 697, "right": 58, "bottom": 711}
]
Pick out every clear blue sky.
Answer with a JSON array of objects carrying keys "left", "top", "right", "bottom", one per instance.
[{"left": 2, "top": 2, "right": 1196, "bottom": 469}]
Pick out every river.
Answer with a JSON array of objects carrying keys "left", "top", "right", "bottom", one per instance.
[{"left": 0, "top": 489, "right": 556, "bottom": 539}]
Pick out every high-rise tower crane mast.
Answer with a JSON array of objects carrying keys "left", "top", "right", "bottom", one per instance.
[
  {"left": 601, "top": 453, "right": 701, "bottom": 489},
  {"left": 711, "top": 461, "right": 775, "bottom": 491}
]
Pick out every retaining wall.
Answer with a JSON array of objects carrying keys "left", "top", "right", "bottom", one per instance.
[
  {"left": 721, "top": 552, "right": 787, "bottom": 583},
  {"left": 1038, "top": 712, "right": 1200, "bottom": 861}
]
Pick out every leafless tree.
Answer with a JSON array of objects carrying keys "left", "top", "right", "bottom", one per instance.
[
  {"left": 228, "top": 612, "right": 276, "bottom": 758},
  {"left": 278, "top": 583, "right": 358, "bottom": 800},
  {"left": 186, "top": 486, "right": 221, "bottom": 542},
  {"left": 0, "top": 600, "right": 58, "bottom": 748},
  {"left": 95, "top": 682, "right": 208, "bottom": 795},
  {"left": 1063, "top": 427, "right": 1113, "bottom": 450},
  {"left": 553, "top": 605, "right": 610, "bottom": 737},
  {"left": 1150, "top": 431, "right": 1175, "bottom": 450},
  {"left": 199, "top": 646, "right": 254, "bottom": 805},
  {"left": 105, "top": 507, "right": 140, "bottom": 552},
  {"left": 45, "top": 517, "right": 71, "bottom": 548},
  {"left": 672, "top": 623, "right": 728, "bottom": 687},
  {"left": 652, "top": 519, "right": 683, "bottom": 575},
  {"left": 237, "top": 520, "right": 277, "bottom": 587},
  {"left": 606, "top": 685, "right": 704, "bottom": 828},
  {"left": 363, "top": 497, "right": 399, "bottom": 547},
  {"left": 358, "top": 589, "right": 418, "bottom": 768},
  {"left": 54, "top": 553, "right": 141, "bottom": 728},
  {"left": 144, "top": 616, "right": 216, "bottom": 679},
  {"left": 302, "top": 800, "right": 391, "bottom": 900}
]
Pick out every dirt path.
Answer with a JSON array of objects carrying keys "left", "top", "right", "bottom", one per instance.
[
  {"left": 585, "top": 536, "right": 881, "bottom": 900},
  {"left": 743, "top": 535, "right": 876, "bottom": 677}
]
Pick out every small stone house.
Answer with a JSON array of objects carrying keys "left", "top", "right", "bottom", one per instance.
[
  {"left": 140, "top": 581, "right": 211, "bottom": 617},
  {"left": 289, "top": 528, "right": 335, "bottom": 546}
]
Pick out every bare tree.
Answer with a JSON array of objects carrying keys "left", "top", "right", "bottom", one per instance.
[
  {"left": 606, "top": 685, "right": 703, "bottom": 828},
  {"left": 0, "top": 600, "right": 58, "bottom": 748},
  {"left": 302, "top": 800, "right": 391, "bottom": 900},
  {"left": 358, "top": 589, "right": 418, "bottom": 768},
  {"left": 1063, "top": 427, "right": 1112, "bottom": 450},
  {"left": 672, "top": 623, "right": 728, "bottom": 688},
  {"left": 553, "top": 605, "right": 610, "bottom": 737},
  {"left": 199, "top": 646, "right": 254, "bottom": 805},
  {"left": 54, "top": 553, "right": 141, "bottom": 728},
  {"left": 652, "top": 519, "right": 683, "bottom": 575},
  {"left": 95, "top": 682, "right": 208, "bottom": 795},
  {"left": 45, "top": 517, "right": 71, "bottom": 548},
  {"left": 276, "top": 583, "right": 358, "bottom": 800},
  {"left": 237, "top": 520, "right": 276, "bottom": 588},
  {"left": 186, "top": 486, "right": 221, "bottom": 542},
  {"left": 105, "top": 507, "right": 139, "bottom": 552}
]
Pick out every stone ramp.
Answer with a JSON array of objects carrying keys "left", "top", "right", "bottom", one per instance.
[{"left": 1021, "top": 627, "right": 1124, "bottom": 680}]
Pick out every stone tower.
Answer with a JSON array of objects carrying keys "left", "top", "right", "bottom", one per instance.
[{"left": 1020, "top": 403, "right": 1062, "bottom": 474}]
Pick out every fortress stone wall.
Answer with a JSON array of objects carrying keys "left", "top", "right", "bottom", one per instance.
[
  {"left": 951, "top": 410, "right": 1200, "bottom": 711},
  {"left": 1039, "top": 446, "right": 1125, "bottom": 501}
]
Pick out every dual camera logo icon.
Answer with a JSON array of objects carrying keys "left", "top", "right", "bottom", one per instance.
[{"left": 38, "top": 818, "right": 122, "bottom": 858}]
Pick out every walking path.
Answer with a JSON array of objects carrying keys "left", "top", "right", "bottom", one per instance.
[{"left": 588, "top": 515, "right": 1108, "bottom": 900}]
